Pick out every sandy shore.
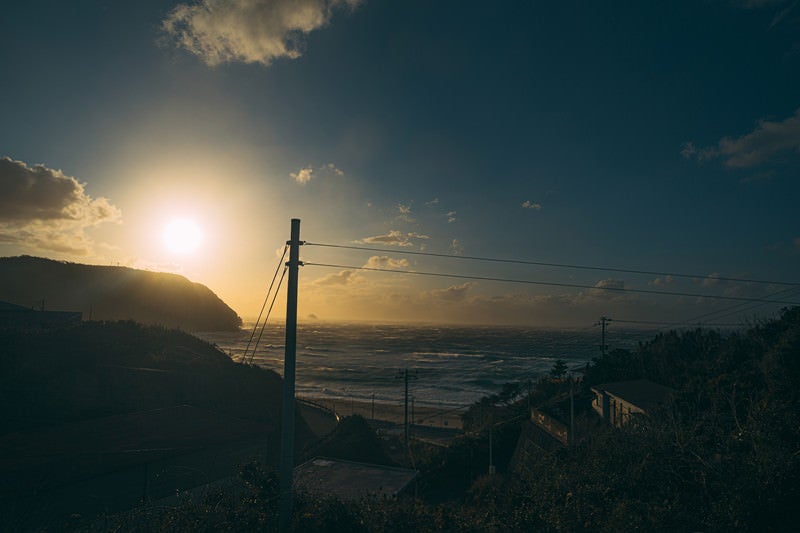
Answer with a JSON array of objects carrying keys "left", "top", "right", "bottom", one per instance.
[{"left": 300, "top": 396, "right": 465, "bottom": 430}]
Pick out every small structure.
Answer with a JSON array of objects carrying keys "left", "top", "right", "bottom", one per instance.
[
  {"left": 293, "top": 457, "right": 417, "bottom": 500},
  {"left": 0, "top": 300, "right": 82, "bottom": 328},
  {"left": 591, "top": 379, "right": 674, "bottom": 427}
]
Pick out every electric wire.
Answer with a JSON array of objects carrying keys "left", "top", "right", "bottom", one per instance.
[
  {"left": 241, "top": 245, "right": 288, "bottom": 363},
  {"left": 302, "top": 262, "right": 800, "bottom": 305},
  {"left": 655, "top": 285, "right": 800, "bottom": 332},
  {"left": 248, "top": 266, "right": 288, "bottom": 365},
  {"left": 304, "top": 241, "right": 798, "bottom": 287},
  {"left": 611, "top": 318, "right": 747, "bottom": 328}
]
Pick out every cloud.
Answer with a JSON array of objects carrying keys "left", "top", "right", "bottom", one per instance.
[
  {"left": 447, "top": 211, "right": 457, "bottom": 223},
  {"left": 425, "top": 282, "right": 476, "bottom": 302},
  {"left": 589, "top": 278, "right": 625, "bottom": 298},
  {"left": 290, "top": 163, "right": 345, "bottom": 184},
  {"left": 700, "top": 273, "right": 722, "bottom": 287},
  {"left": 652, "top": 275, "right": 676, "bottom": 286},
  {"left": 357, "top": 230, "right": 430, "bottom": 247},
  {"left": 684, "top": 109, "right": 800, "bottom": 168},
  {"left": 395, "top": 203, "right": 415, "bottom": 223},
  {"left": 364, "top": 255, "right": 409, "bottom": 269},
  {"left": 312, "top": 269, "right": 355, "bottom": 286},
  {"left": 0, "top": 157, "right": 121, "bottom": 255},
  {"left": 521, "top": 200, "right": 542, "bottom": 210},
  {"left": 769, "top": 1, "right": 798, "bottom": 28},
  {"left": 735, "top": 0, "right": 789, "bottom": 8},
  {"left": 290, "top": 165, "right": 314, "bottom": 184},
  {"left": 326, "top": 163, "right": 345, "bottom": 176},
  {"left": 449, "top": 239, "right": 464, "bottom": 256},
  {"left": 425, "top": 198, "right": 439, "bottom": 207},
  {"left": 163, "top": 0, "right": 362, "bottom": 67}
]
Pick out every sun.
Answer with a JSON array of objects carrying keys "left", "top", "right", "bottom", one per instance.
[{"left": 162, "top": 217, "right": 204, "bottom": 254}]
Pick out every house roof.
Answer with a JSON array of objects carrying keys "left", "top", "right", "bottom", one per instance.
[
  {"left": 591, "top": 379, "right": 674, "bottom": 412},
  {"left": 294, "top": 457, "right": 417, "bottom": 500}
]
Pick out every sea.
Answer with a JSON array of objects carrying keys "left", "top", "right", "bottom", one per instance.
[{"left": 198, "top": 323, "right": 654, "bottom": 411}]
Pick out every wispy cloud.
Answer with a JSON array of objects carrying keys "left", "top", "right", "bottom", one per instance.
[
  {"left": 163, "top": 0, "right": 362, "bottom": 67},
  {"left": 357, "top": 230, "right": 430, "bottom": 247},
  {"left": 589, "top": 278, "right": 625, "bottom": 298},
  {"left": 449, "top": 239, "right": 464, "bottom": 256},
  {"left": 683, "top": 109, "right": 800, "bottom": 168},
  {"left": 0, "top": 157, "right": 121, "bottom": 255},
  {"left": 521, "top": 200, "right": 542, "bottom": 210},
  {"left": 447, "top": 211, "right": 457, "bottom": 223},
  {"left": 651, "top": 275, "right": 677, "bottom": 286},
  {"left": 395, "top": 203, "right": 415, "bottom": 223},
  {"left": 364, "top": 255, "right": 409, "bottom": 269},
  {"left": 291, "top": 165, "right": 314, "bottom": 184},
  {"left": 290, "top": 162, "right": 345, "bottom": 184},
  {"left": 312, "top": 269, "right": 356, "bottom": 286},
  {"left": 425, "top": 282, "right": 476, "bottom": 302},
  {"left": 325, "top": 163, "right": 345, "bottom": 176},
  {"left": 425, "top": 198, "right": 439, "bottom": 207}
]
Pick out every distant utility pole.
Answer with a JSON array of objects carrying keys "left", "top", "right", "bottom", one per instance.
[
  {"left": 488, "top": 413, "right": 495, "bottom": 475},
  {"left": 279, "top": 219, "right": 303, "bottom": 533},
  {"left": 596, "top": 316, "right": 612, "bottom": 358},
  {"left": 397, "top": 369, "right": 417, "bottom": 446}
]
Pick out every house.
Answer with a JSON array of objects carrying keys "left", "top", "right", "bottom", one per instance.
[
  {"left": 293, "top": 457, "right": 417, "bottom": 500},
  {"left": 591, "top": 379, "right": 674, "bottom": 427}
]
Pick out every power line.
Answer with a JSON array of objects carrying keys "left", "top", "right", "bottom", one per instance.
[
  {"left": 247, "top": 266, "right": 288, "bottom": 365},
  {"left": 304, "top": 241, "right": 798, "bottom": 287},
  {"left": 242, "top": 245, "right": 288, "bottom": 363},
  {"left": 655, "top": 285, "right": 800, "bottom": 332},
  {"left": 611, "top": 318, "right": 747, "bottom": 328},
  {"left": 302, "top": 262, "right": 800, "bottom": 305}
]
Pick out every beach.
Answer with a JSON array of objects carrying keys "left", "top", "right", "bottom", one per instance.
[{"left": 301, "top": 396, "right": 465, "bottom": 430}]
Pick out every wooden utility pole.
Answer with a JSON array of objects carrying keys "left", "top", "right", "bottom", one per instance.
[
  {"left": 597, "top": 316, "right": 612, "bottom": 358},
  {"left": 398, "top": 369, "right": 417, "bottom": 446},
  {"left": 279, "top": 219, "right": 302, "bottom": 533}
]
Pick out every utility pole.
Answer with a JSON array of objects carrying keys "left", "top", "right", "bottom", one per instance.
[
  {"left": 596, "top": 316, "right": 612, "bottom": 358},
  {"left": 488, "top": 411, "right": 495, "bottom": 475},
  {"left": 397, "top": 369, "right": 417, "bottom": 446},
  {"left": 569, "top": 372, "right": 575, "bottom": 447},
  {"left": 279, "top": 219, "right": 302, "bottom": 533}
]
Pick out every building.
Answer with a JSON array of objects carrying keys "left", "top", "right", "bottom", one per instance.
[
  {"left": 293, "top": 457, "right": 417, "bottom": 500},
  {"left": 591, "top": 379, "right": 674, "bottom": 427}
]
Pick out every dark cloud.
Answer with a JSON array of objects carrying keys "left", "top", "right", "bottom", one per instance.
[
  {"left": 684, "top": 109, "right": 800, "bottom": 168},
  {"left": 0, "top": 157, "right": 121, "bottom": 255}
]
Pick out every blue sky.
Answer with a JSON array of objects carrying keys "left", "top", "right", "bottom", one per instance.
[{"left": 1, "top": 0, "right": 799, "bottom": 326}]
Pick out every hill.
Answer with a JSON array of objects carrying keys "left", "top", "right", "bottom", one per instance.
[
  {"left": 0, "top": 321, "right": 315, "bottom": 530},
  {"left": 0, "top": 255, "right": 241, "bottom": 331}
]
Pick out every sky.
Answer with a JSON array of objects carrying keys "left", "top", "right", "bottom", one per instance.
[{"left": 1, "top": 0, "right": 799, "bottom": 327}]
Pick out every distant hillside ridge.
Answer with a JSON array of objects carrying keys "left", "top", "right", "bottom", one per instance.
[{"left": 0, "top": 256, "right": 242, "bottom": 331}]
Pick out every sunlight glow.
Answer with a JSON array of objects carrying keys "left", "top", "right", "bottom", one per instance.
[{"left": 162, "top": 218, "right": 204, "bottom": 254}]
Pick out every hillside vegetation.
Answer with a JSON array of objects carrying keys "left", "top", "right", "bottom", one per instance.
[
  {"left": 85, "top": 307, "right": 800, "bottom": 532},
  {"left": 0, "top": 320, "right": 297, "bottom": 435},
  {"left": 0, "top": 256, "right": 241, "bottom": 331}
]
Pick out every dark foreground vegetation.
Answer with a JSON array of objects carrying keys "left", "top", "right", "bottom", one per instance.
[
  {"left": 0, "top": 321, "right": 314, "bottom": 531},
  {"left": 0, "top": 256, "right": 242, "bottom": 331},
  {"left": 3, "top": 308, "right": 800, "bottom": 531}
]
